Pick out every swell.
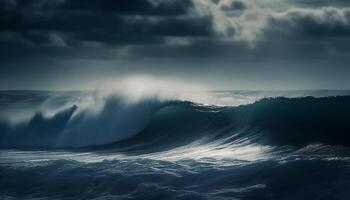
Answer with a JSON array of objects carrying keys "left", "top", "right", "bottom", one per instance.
[
  {"left": 0, "top": 95, "right": 350, "bottom": 150},
  {"left": 99, "top": 96, "right": 350, "bottom": 153}
]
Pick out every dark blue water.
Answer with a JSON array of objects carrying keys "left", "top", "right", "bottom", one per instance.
[{"left": 1, "top": 90, "right": 350, "bottom": 199}]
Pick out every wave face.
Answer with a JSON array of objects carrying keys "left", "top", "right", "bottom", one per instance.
[
  {"left": 1, "top": 90, "right": 350, "bottom": 200},
  {"left": 0, "top": 91, "right": 350, "bottom": 150},
  {"left": 107, "top": 96, "right": 350, "bottom": 153}
]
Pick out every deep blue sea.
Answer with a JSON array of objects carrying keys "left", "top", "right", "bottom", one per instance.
[{"left": 1, "top": 90, "right": 350, "bottom": 199}]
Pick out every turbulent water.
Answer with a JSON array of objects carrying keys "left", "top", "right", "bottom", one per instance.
[{"left": 1, "top": 90, "right": 350, "bottom": 199}]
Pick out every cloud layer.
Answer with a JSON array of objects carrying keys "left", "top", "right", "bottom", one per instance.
[
  {"left": 1, "top": 0, "right": 350, "bottom": 59},
  {"left": 1, "top": 0, "right": 350, "bottom": 89}
]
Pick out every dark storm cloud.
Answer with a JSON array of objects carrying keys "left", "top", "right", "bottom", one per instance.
[
  {"left": 289, "top": 0, "right": 350, "bottom": 7},
  {"left": 2, "top": 0, "right": 350, "bottom": 61},
  {"left": 256, "top": 7, "right": 350, "bottom": 61},
  {"left": 67, "top": 16, "right": 213, "bottom": 46},
  {"left": 0, "top": 0, "right": 215, "bottom": 60},
  {"left": 3, "top": 0, "right": 193, "bottom": 16},
  {"left": 60, "top": 0, "right": 193, "bottom": 16},
  {"left": 266, "top": 8, "right": 350, "bottom": 39},
  {"left": 220, "top": 1, "right": 246, "bottom": 11},
  {"left": 0, "top": 1, "right": 211, "bottom": 34},
  {"left": 123, "top": 6, "right": 350, "bottom": 61}
]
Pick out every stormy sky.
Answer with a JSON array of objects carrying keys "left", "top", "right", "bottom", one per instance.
[{"left": 1, "top": 0, "right": 350, "bottom": 90}]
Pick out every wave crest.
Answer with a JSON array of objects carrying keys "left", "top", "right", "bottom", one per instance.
[{"left": 1, "top": 94, "right": 350, "bottom": 150}]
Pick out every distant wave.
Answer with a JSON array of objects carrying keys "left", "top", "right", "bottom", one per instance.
[{"left": 0, "top": 95, "right": 350, "bottom": 150}]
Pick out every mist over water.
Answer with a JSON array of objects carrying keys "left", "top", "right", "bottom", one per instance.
[{"left": 1, "top": 79, "right": 350, "bottom": 199}]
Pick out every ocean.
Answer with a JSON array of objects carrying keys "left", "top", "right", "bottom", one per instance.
[{"left": 1, "top": 90, "right": 350, "bottom": 199}]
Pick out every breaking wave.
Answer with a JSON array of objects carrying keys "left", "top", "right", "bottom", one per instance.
[
  {"left": 1, "top": 89, "right": 350, "bottom": 200},
  {"left": 1, "top": 92, "right": 349, "bottom": 151}
]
